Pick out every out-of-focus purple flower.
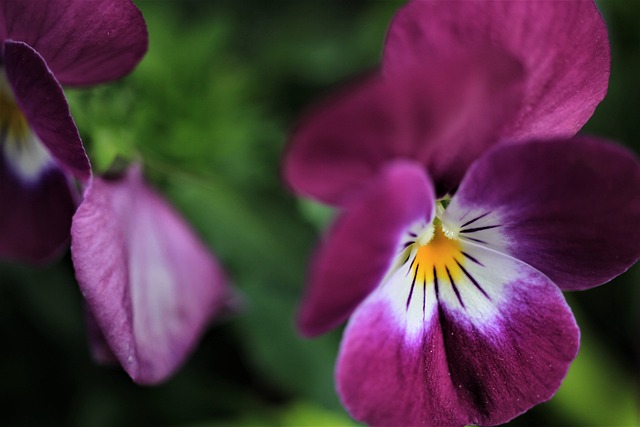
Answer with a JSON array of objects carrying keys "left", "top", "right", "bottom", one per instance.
[
  {"left": 283, "top": 2, "right": 640, "bottom": 426},
  {"left": 0, "top": 0, "right": 147, "bottom": 263},
  {"left": 71, "top": 166, "right": 235, "bottom": 385},
  {"left": 2, "top": 0, "right": 230, "bottom": 386}
]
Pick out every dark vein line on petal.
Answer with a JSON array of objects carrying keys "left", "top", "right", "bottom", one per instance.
[
  {"left": 463, "top": 236, "right": 488, "bottom": 245},
  {"left": 460, "top": 224, "right": 501, "bottom": 234},
  {"left": 446, "top": 266, "right": 465, "bottom": 308},
  {"left": 422, "top": 270, "right": 427, "bottom": 320},
  {"left": 406, "top": 254, "right": 418, "bottom": 276},
  {"left": 433, "top": 266, "right": 440, "bottom": 302},
  {"left": 460, "top": 212, "right": 490, "bottom": 228},
  {"left": 406, "top": 266, "right": 418, "bottom": 310},
  {"left": 461, "top": 251, "right": 484, "bottom": 267},
  {"left": 455, "top": 259, "right": 491, "bottom": 300}
]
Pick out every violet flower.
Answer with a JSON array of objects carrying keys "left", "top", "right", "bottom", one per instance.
[
  {"left": 71, "top": 166, "right": 235, "bottom": 384},
  {"left": 0, "top": 0, "right": 147, "bottom": 262},
  {"left": 283, "top": 2, "right": 640, "bottom": 426}
]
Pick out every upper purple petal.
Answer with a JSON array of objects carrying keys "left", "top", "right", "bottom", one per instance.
[
  {"left": 336, "top": 242, "right": 579, "bottom": 426},
  {"left": 0, "top": 156, "right": 77, "bottom": 263},
  {"left": 298, "top": 160, "right": 434, "bottom": 337},
  {"left": 446, "top": 137, "right": 640, "bottom": 291},
  {"left": 4, "top": 40, "right": 90, "bottom": 181},
  {"left": 383, "top": 0, "right": 610, "bottom": 142},
  {"left": 284, "top": 52, "right": 524, "bottom": 204},
  {"left": 0, "top": 0, "right": 148, "bottom": 86},
  {"left": 71, "top": 166, "right": 233, "bottom": 384}
]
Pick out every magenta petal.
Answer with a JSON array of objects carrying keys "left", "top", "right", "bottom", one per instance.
[
  {"left": 336, "top": 246, "right": 579, "bottom": 426},
  {"left": 0, "top": 156, "right": 76, "bottom": 263},
  {"left": 1, "top": 0, "right": 147, "bottom": 85},
  {"left": 338, "top": 301, "right": 465, "bottom": 426},
  {"left": 298, "top": 161, "right": 434, "bottom": 337},
  {"left": 384, "top": 0, "right": 610, "bottom": 142},
  {"left": 284, "top": 52, "right": 524, "bottom": 204},
  {"left": 71, "top": 167, "right": 232, "bottom": 384},
  {"left": 448, "top": 137, "right": 640, "bottom": 291},
  {"left": 4, "top": 40, "right": 90, "bottom": 181}
]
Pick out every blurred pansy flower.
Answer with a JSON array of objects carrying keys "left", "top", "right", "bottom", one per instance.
[
  {"left": 284, "top": 2, "right": 640, "bottom": 426},
  {"left": 71, "top": 165, "right": 235, "bottom": 384},
  {"left": 0, "top": 0, "right": 147, "bottom": 262}
]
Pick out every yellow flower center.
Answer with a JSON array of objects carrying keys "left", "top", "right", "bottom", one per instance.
[
  {"left": 412, "top": 219, "right": 464, "bottom": 285},
  {"left": 390, "top": 201, "right": 499, "bottom": 314}
]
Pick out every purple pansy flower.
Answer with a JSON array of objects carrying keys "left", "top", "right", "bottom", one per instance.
[
  {"left": 71, "top": 166, "right": 235, "bottom": 384},
  {"left": 0, "top": 0, "right": 147, "bottom": 262},
  {"left": 284, "top": 2, "right": 640, "bottom": 426}
]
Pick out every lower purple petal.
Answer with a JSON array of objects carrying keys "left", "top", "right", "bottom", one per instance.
[
  {"left": 336, "top": 243, "right": 579, "bottom": 426},
  {"left": 71, "top": 166, "right": 233, "bottom": 384},
  {"left": 337, "top": 299, "right": 465, "bottom": 426}
]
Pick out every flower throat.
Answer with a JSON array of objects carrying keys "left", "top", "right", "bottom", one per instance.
[{"left": 0, "top": 69, "right": 30, "bottom": 143}]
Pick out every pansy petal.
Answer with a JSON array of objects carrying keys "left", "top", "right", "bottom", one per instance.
[
  {"left": 1, "top": 0, "right": 148, "bottom": 85},
  {"left": 298, "top": 161, "right": 434, "bottom": 337},
  {"left": 338, "top": 297, "right": 464, "bottom": 426},
  {"left": 384, "top": 0, "right": 610, "bottom": 141},
  {"left": 0, "top": 154, "right": 76, "bottom": 263},
  {"left": 336, "top": 241, "right": 579, "bottom": 426},
  {"left": 71, "top": 167, "right": 232, "bottom": 384},
  {"left": 284, "top": 52, "right": 523, "bottom": 204},
  {"left": 445, "top": 137, "right": 640, "bottom": 291},
  {"left": 4, "top": 40, "right": 90, "bottom": 181}
]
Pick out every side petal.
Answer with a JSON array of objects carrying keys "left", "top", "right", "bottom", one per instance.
[
  {"left": 446, "top": 137, "right": 640, "bottom": 290},
  {"left": 0, "top": 153, "right": 77, "bottom": 263},
  {"left": 284, "top": 52, "right": 524, "bottom": 204},
  {"left": 298, "top": 161, "right": 434, "bottom": 337},
  {"left": 4, "top": 40, "right": 90, "bottom": 181},
  {"left": 336, "top": 242, "right": 579, "bottom": 426},
  {"left": 71, "top": 167, "right": 233, "bottom": 384},
  {"left": 1, "top": 0, "right": 148, "bottom": 85},
  {"left": 384, "top": 0, "right": 610, "bottom": 141}
]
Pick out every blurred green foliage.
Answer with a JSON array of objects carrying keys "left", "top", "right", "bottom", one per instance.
[{"left": 1, "top": 1, "right": 638, "bottom": 426}]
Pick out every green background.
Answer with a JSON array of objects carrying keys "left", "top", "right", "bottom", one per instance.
[{"left": 1, "top": 1, "right": 638, "bottom": 425}]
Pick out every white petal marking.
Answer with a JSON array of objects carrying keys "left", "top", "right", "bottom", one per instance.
[{"left": 443, "top": 203, "right": 510, "bottom": 254}]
